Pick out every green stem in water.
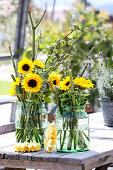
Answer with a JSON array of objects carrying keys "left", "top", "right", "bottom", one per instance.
[
  {"left": 69, "top": 69, "right": 75, "bottom": 106},
  {"left": 67, "top": 130, "right": 73, "bottom": 150},
  {"left": 60, "top": 130, "right": 66, "bottom": 150}
]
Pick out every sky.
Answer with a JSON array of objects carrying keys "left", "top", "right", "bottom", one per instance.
[{"left": 33, "top": 0, "right": 113, "bottom": 14}]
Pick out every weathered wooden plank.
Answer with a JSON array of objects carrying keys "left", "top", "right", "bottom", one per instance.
[
  {"left": 84, "top": 154, "right": 113, "bottom": 170},
  {"left": 0, "top": 159, "right": 82, "bottom": 170},
  {"left": 5, "top": 152, "right": 20, "bottom": 160},
  {"left": 32, "top": 151, "right": 68, "bottom": 162},
  {"left": 19, "top": 151, "right": 42, "bottom": 161},
  {"left": 58, "top": 150, "right": 99, "bottom": 165},
  {"left": 0, "top": 145, "right": 43, "bottom": 161},
  {"left": 0, "top": 123, "right": 15, "bottom": 135},
  {"left": 0, "top": 145, "right": 19, "bottom": 160}
]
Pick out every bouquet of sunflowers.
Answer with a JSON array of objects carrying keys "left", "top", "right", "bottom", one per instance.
[
  {"left": 9, "top": 53, "right": 49, "bottom": 144},
  {"left": 9, "top": 10, "right": 103, "bottom": 152},
  {"left": 9, "top": 11, "right": 52, "bottom": 144},
  {"left": 38, "top": 20, "right": 102, "bottom": 152},
  {"left": 50, "top": 72, "right": 94, "bottom": 152}
]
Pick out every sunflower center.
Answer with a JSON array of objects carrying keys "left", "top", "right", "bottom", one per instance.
[
  {"left": 28, "top": 79, "right": 37, "bottom": 88},
  {"left": 65, "top": 81, "right": 70, "bottom": 86},
  {"left": 52, "top": 80, "right": 56, "bottom": 85},
  {"left": 22, "top": 64, "right": 30, "bottom": 71}
]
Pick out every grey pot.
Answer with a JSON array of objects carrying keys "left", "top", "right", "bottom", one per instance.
[{"left": 100, "top": 99, "right": 113, "bottom": 127}]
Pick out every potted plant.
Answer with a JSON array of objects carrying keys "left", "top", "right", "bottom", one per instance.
[
  {"left": 97, "top": 69, "right": 113, "bottom": 127},
  {"left": 96, "top": 52, "right": 113, "bottom": 126}
]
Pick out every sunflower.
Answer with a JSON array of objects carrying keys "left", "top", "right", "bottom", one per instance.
[
  {"left": 60, "top": 76, "right": 70, "bottom": 91},
  {"left": 73, "top": 77, "right": 94, "bottom": 89},
  {"left": 9, "top": 77, "right": 20, "bottom": 95},
  {"left": 17, "top": 57, "right": 34, "bottom": 74},
  {"left": 48, "top": 72, "right": 61, "bottom": 88},
  {"left": 22, "top": 73, "right": 43, "bottom": 92},
  {"left": 34, "top": 60, "right": 45, "bottom": 69}
]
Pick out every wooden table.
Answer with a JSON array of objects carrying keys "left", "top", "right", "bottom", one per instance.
[{"left": 0, "top": 112, "right": 113, "bottom": 170}]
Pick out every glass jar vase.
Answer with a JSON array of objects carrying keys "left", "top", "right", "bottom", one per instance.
[
  {"left": 15, "top": 102, "right": 47, "bottom": 145},
  {"left": 55, "top": 105, "right": 89, "bottom": 153}
]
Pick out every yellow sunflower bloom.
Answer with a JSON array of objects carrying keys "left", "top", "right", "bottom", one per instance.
[
  {"left": 17, "top": 57, "right": 34, "bottom": 74},
  {"left": 22, "top": 73, "right": 43, "bottom": 92},
  {"left": 60, "top": 76, "right": 70, "bottom": 91},
  {"left": 48, "top": 72, "right": 61, "bottom": 88},
  {"left": 34, "top": 60, "right": 45, "bottom": 69},
  {"left": 9, "top": 77, "right": 20, "bottom": 96},
  {"left": 73, "top": 77, "right": 94, "bottom": 89}
]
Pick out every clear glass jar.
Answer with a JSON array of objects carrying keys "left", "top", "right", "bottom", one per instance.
[
  {"left": 15, "top": 102, "right": 47, "bottom": 145},
  {"left": 55, "top": 105, "right": 89, "bottom": 153}
]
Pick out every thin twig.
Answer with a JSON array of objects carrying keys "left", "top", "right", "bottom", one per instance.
[
  {"left": 35, "top": 10, "right": 47, "bottom": 29},
  {"left": 9, "top": 46, "right": 18, "bottom": 77},
  {"left": 45, "top": 29, "right": 75, "bottom": 66},
  {"left": 59, "top": 28, "right": 89, "bottom": 62},
  {"left": 80, "top": 63, "right": 88, "bottom": 77},
  {"left": 56, "top": 29, "right": 75, "bottom": 48},
  {"left": 28, "top": 11, "right": 35, "bottom": 60},
  {"left": 51, "top": 29, "right": 87, "bottom": 71},
  {"left": 74, "top": 37, "right": 104, "bottom": 68},
  {"left": 36, "top": 31, "right": 41, "bottom": 58},
  {"left": 28, "top": 10, "right": 47, "bottom": 61},
  {"left": 28, "top": 11, "right": 34, "bottom": 28}
]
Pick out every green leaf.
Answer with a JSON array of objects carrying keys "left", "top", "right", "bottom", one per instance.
[
  {"left": 15, "top": 86, "right": 21, "bottom": 95},
  {"left": 49, "top": 105, "right": 58, "bottom": 119},
  {"left": 44, "top": 96, "right": 52, "bottom": 103}
]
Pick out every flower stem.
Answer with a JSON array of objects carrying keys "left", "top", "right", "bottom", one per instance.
[
  {"left": 9, "top": 46, "right": 18, "bottom": 77},
  {"left": 28, "top": 10, "right": 46, "bottom": 61},
  {"left": 69, "top": 69, "right": 75, "bottom": 106},
  {"left": 32, "top": 28, "right": 35, "bottom": 61},
  {"left": 60, "top": 130, "right": 66, "bottom": 150},
  {"left": 67, "top": 130, "right": 73, "bottom": 150}
]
